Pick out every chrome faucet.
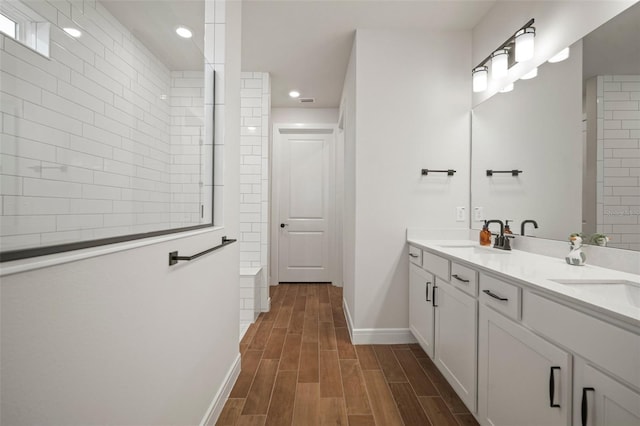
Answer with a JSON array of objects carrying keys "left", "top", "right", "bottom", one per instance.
[{"left": 520, "top": 219, "right": 539, "bottom": 236}]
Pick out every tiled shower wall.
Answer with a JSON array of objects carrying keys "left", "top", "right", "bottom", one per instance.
[
  {"left": 0, "top": 0, "right": 208, "bottom": 250},
  {"left": 240, "top": 72, "right": 270, "bottom": 311},
  {"left": 596, "top": 75, "right": 640, "bottom": 250}
]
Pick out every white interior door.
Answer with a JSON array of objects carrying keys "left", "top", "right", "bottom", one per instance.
[{"left": 277, "top": 129, "right": 334, "bottom": 283}]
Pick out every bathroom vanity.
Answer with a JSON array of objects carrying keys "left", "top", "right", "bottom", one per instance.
[{"left": 407, "top": 235, "right": 640, "bottom": 426}]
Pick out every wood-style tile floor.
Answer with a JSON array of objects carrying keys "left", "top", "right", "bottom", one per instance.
[{"left": 216, "top": 284, "right": 479, "bottom": 426}]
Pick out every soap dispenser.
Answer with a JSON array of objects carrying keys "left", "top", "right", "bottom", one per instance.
[
  {"left": 504, "top": 220, "right": 513, "bottom": 234},
  {"left": 480, "top": 221, "right": 491, "bottom": 246}
]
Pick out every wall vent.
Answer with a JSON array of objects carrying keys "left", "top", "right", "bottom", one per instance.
[{"left": 299, "top": 98, "right": 315, "bottom": 103}]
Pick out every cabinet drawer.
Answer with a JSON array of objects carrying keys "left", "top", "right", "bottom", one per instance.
[
  {"left": 479, "top": 274, "right": 521, "bottom": 321},
  {"left": 422, "top": 251, "right": 450, "bottom": 281},
  {"left": 451, "top": 262, "right": 478, "bottom": 296},
  {"left": 408, "top": 245, "right": 422, "bottom": 266},
  {"left": 523, "top": 292, "right": 640, "bottom": 390}
]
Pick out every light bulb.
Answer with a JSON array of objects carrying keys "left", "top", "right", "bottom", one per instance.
[
  {"left": 520, "top": 68, "right": 538, "bottom": 80},
  {"left": 491, "top": 49, "right": 509, "bottom": 80},
  {"left": 472, "top": 66, "right": 488, "bottom": 93},
  {"left": 515, "top": 27, "right": 535, "bottom": 62},
  {"left": 548, "top": 47, "right": 570, "bottom": 63}
]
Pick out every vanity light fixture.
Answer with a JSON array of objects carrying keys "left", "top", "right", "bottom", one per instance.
[
  {"left": 548, "top": 47, "right": 570, "bottom": 63},
  {"left": 521, "top": 67, "right": 538, "bottom": 80},
  {"left": 472, "top": 66, "right": 488, "bottom": 92},
  {"left": 471, "top": 19, "right": 535, "bottom": 93},
  {"left": 499, "top": 83, "right": 514, "bottom": 93},
  {"left": 491, "top": 49, "right": 509, "bottom": 79},
  {"left": 515, "top": 27, "right": 536, "bottom": 62},
  {"left": 289, "top": 90, "right": 300, "bottom": 98},
  {"left": 175, "top": 26, "right": 193, "bottom": 39},
  {"left": 63, "top": 27, "right": 82, "bottom": 38}
]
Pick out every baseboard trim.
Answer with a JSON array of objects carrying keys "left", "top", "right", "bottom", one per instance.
[
  {"left": 342, "top": 297, "right": 417, "bottom": 344},
  {"left": 351, "top": 328, "right": 417, "bottom": 345},
  {"left": 239, "top": 323, "right": 250, "bottom": 342},
  {"left": 199, "top": 353, "right": 242, "bottom": 426},
  {"left": 343, "top": 297, "right": 355, "bottom": 340}
]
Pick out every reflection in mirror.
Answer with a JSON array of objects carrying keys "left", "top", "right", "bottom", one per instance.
[
  {"left": 0, "top": 0, "right": 213, "bottom": 258},
  {"left": 471, "top": 3, "right": 639, "bottom": 251}
]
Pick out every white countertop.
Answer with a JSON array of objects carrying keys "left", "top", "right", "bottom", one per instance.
[{"left": 407, "top": 238, "right": 640, "bottom": 328}]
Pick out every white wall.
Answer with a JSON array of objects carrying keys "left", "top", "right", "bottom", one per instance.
[
  {"left": 471, "top": 0, "right": 637, "bottom": 106},
  {"left": 0, "top": 0, "right": 242, "bottom": 424},
  {"left": 341, "top": 38, "right": 357, "bottom": 322},
  {"left": 341, "top": 29, "right": 471, "bottom": 336},
  {"left": 272, "top": 107, "right": 339, "bottom": 124},
  {"left": 239, "top": 71, "right": 270, "bottom": 316},
  {"left": 471, "top": 41, "right": 583, "bottom": 240}
]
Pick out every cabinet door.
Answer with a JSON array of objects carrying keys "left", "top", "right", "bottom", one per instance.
[
  {"left": 409, "top": 263, "right": 435, "bottom": 358},
  {"left": 576, "top": 363, "right": 640, "bottom": 426},
  {"left": 434, "top": 280, "right": 477, "bottom": 412},
  {"left": 478, "top": 305, "right": 571, "bottom": 426}
]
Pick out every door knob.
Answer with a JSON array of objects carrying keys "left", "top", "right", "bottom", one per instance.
[{"left": 280, "top": 223, "right": 288, "bottom": 228}]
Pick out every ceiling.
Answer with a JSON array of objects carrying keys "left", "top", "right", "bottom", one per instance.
[
  {"left": 583, "top": 1, "right": 640, "bottom": 81},
  {"left": 100, "top": 0, "right": 205, "bottom": 71},
  {"left": 242, "top": 0, "right": 496, "bottom": 108}
]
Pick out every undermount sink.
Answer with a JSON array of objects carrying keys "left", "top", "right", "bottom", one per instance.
[{"left": 550, "top": 279, "right": 640, "bottom": 308}]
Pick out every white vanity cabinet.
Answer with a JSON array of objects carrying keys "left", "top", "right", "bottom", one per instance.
[
  {"left": 407, "top": 241, "right": 640, "bottom": 426},
  {"left": 408, "top": 246, "right": 478, "bottom": 412},
  {"left": 574, "top": 360, "right": 640, "bottom": 426},
  {"left": 434, "top": 278, "right": 478, "bottom": 412},
  {"left": 478, "top": 303, "right": 571, "bottom": 426},
  {"left": 409, "top": 263, "right": 435, "bottom": 358}
]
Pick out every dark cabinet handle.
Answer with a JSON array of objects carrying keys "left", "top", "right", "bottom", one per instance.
[
  {"left": 482, "top": 289, "right": 508, "bottom": 301},
  {"left": 425, "top": 282, "right": 431, "bottom": 302},
  {"left": 581, "top": 387, "right": 595, "bottom": 426},
  {"left": 452, "top": 274, "right": 470, "bottom": 283},
  {"left": 280, "top": 223, "right": 288, "bottom": 228},
  {"left": 432, "top": 285, "right": 438, "bottom": 307},
  {"left": 549, "top": 366, "right": 561, "bottom": 407},
  {"left": 409, "top": 253, "right": 418, "bottom": 258}
]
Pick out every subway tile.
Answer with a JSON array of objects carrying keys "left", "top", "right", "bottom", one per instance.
[
  {"left": 1, "top": 71, "right": 42, "bottom": 104},
  {"left": 0, "top": 215, "right": 56, "bottom": 236},
  {"left": 42, "top": 162, "right": 94, "bottom": 184},
  {"left": 1, "top": 135, "right": 57, "bottom": 163},
  {"left": 0, "top": 154, "right": 42, "bottom": 178},
  {"left": 57, "top": 214, "right": 103, "bottom": 231},
  {"left": 0, "top": 175, "right": 23, "bottom": 196},
  {"left": 23, "top": 102, "right": 83, "bottom": 135},
  {"left": 42, "top": 90, "right": 94, "bottom": 123},
  {"left": 23, "top": 177, "right": 82, "bottom": 198},
  {"left": 3, "top": 115, "right": 70, "bottom": 147},
  {"left": 4, "top": 37, "right": 71, "bottom": 83},
  {"left": 57, "top": 80, "right": 105, "bottom": 113},
  {"left": 1, "top": 50, "right": 57, "bottom": 92}
]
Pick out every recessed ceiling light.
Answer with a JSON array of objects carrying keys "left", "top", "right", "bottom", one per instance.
[
  {"left": 176, "top": 26, "right": 193, "bottom": 39},
  {"left": 247, "top": 126, "right": 257, "bottom": 131},
  {"left": 548, "top": 47, "right": 570, "bottom": 63},
  {"left": 289, "top": 90, "right": 300, "bottom": 98},
  {"left": 521, "top": 68, "right": 538, "bottom": 80},
  {"left": 63, "top": 27, "right": 82, "bottom": 38}
]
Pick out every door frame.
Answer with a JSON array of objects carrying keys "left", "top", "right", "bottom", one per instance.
[{"left": 270, "top": 123, "right": 339, "bottom": 285}]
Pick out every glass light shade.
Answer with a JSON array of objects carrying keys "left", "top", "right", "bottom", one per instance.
[
  {"left": 491, "top": 49, "right": 509, "bottom": 79},
  {"left": 515, "top": 27, "right": 535, "bottom": 62},
  {"left": 548, "top": 47, "right": 570, "bottom": 63},
  {"left": 472, "top": 66, "right": 488, "bottom": 93},
  {"left": 499, "top": 83, "right": 514, "bottom": 93},
  {"left": 521, "top": 67, "right": 538, "bottom": 80}
]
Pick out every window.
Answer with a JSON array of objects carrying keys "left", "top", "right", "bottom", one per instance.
[
  {"left": 0, "top": 4, "right": 49, "bottom": 57},
  {"left": 0, "top": 13, "right": 17, "bottom": 39}
]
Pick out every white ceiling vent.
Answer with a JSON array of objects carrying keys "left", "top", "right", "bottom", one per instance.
[{"left": 299, "top": 97, "right": 315, "bottom": 103}]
